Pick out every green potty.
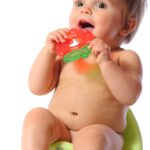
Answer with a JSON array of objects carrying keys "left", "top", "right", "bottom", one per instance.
[
  {"left": 122, "top": 109, "right": 142, "bottom": 150},
  {"left": 49, "top": 141, "right": 73, "bottom": 150},
  {"left": 49, "top": 109, "right": 142, "bottom": 150}
]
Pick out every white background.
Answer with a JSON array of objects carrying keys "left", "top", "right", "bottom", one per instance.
[{"left": 0, "top": 0, "right": 149, "bottom": 149}]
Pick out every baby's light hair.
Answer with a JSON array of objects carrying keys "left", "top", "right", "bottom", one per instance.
[{"left": 123, "top": 0, "right": 147, "bottom": 43}]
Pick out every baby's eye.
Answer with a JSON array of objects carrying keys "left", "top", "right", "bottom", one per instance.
[
  {"left": 75, "top": 1, "right": 84, "bottom": 7},
  {"left": 96, "top": 2, "right": 107, "bottom": 9}
]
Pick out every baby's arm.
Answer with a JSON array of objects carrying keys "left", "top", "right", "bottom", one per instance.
[
  {"left": 100, "top": 51, "right": 142, "bottom": 105},
  {"left": 28, "top": 28, "right": 69, "bottom": 95},
  {"left": 89, "top": 39, "right": 142, "bottom": 106}
]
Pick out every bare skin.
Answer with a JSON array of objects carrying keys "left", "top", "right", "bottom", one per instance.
[{"left": 22, "top": 0, "right": 142, "bottom": 150}]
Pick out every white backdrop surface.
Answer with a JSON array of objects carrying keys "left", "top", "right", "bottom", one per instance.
[{"left": 0, "top": 0, "right": 149, "bottom": 149}]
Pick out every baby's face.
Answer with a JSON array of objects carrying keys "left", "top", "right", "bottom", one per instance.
[{"left": 69, "top": 0, "right": 125, "bottom": 45}]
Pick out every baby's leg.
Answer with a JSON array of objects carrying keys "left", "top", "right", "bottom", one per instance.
[
  {"left": 22, "top": 107, "right": 71, "bottom": 150},
  {"left": 72, "top": 124, "right": 123, "bottom": 150}
]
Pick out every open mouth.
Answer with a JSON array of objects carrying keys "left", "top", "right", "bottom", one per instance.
[{"left": 78, "top": 20, "right": 94, "bottom": 29}]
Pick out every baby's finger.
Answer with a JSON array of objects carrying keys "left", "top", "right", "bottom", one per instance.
[
  {"left": 47, "top": 33, "right": 60, "bottom": 43},
  {"left": 89, "top": 38, "right": 103, "bottom": 47},
  {"left": 104, "top": 44, "right": 111, "bottom": 52},
  {"left": 57, "top": 29, "right": 69, "bottom": 39},
  {"left": 91, "top": 44, "right": 102, "bottom": 56},
  {"left": 60, "top": 28, "right": 70, "bottom": 34},
  {"left": 51, "top": 32, "right": 65, "bottom": 43}
]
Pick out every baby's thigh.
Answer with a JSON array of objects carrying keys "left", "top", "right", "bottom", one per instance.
[
  {"left": 72, "top": 124, "right": 123, "bottom": 150},
  {"left": 22, "top": 107, "right": 71, "bottom": 143}
]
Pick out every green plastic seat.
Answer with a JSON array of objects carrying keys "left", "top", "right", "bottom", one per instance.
[
  {"left": 49, "top": 141, "right": 73, "bottom": 150},
  {"left": 49, "top": 109, "right": 142, "bottom": 150},
  {"left": 122, "top": 109, "right": 142, "bottom": 150}
]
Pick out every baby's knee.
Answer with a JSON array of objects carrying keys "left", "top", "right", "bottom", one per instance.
[
  {"left": 73, "top": 124, "right": 108, "bottom": 149},
  {"left": 22, "top": 107, "right": 68, "bottom": 147},
  {"left": 73, "top": 124, "right": 123, "bottom": 150},
  {"left": 23, "top": 107, "right": 56, "bottom": 130}
]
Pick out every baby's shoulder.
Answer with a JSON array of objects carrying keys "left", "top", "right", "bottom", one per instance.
[
  {"left": 115, "top": 49, "right": 142, "bottom": 72},
  {"left": 111, "top": 48, "right": 140, "bottom": 64},
  {"left": 118, "top": 49, "right": 141, "bottom": 63},
  {"left": 112, "top": 47, "right": 139, "bottom": 59},
  {"left": 113, "top": 48, "right": 138, "bottom": 57}
]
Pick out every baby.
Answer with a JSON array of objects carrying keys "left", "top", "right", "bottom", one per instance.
[{"left": 22, "top": 0, "right": 146, "bottom": 150}]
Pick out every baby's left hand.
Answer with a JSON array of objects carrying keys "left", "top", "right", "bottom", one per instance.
[{"left": 89, "top": 38, "right": 111, "bottom": 65}]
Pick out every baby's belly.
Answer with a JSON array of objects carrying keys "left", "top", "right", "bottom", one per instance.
[{"left": 49, "top": 83, "right": 127, "bottom": 133}]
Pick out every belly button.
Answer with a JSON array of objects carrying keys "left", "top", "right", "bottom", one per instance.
[{"left": 71, "top": 112, "right": 78, "bottom": 116}]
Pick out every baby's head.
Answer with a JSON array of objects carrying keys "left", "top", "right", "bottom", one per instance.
[
  {"left": 122, "top": 0, "right": 147, "bottom": 43},
  {"left": 69, "top": 0, "right": 147, "bottom": 47}
]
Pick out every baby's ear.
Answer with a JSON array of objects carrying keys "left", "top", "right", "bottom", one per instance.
[{"left": 119, "top": 18, "right": 137, "bottom": 37}]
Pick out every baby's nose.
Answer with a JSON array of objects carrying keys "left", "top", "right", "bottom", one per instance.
[{"left": 81, "top": 7, "right": 92, "bottom": 15}]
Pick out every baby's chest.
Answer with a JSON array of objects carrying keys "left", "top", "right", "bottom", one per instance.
[{"left": 61, "top": 58, "right": 106, "bottom": 84}]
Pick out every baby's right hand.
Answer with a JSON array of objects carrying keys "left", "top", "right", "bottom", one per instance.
[{"left": 45, "top": 28, "right": 69, "bottom": 54}]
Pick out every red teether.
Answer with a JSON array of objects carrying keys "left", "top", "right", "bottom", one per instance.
[{"left": 56, "top": 28, "right": 95, "bottom": 56}]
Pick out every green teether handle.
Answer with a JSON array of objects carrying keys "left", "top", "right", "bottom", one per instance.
[{"left": 63, "top": 45, "right": 91, "bottom": 63}]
